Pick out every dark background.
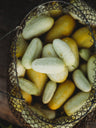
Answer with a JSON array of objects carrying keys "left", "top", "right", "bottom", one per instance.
[{"left": 0, "top": 0, "right": 96, "bottom": 128}]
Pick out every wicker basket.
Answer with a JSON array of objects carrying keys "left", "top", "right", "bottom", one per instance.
[{"left": 8, "top": 0, "right": 96, "bottom": 128}]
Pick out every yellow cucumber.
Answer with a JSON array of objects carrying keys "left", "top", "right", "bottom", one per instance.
[
  {"left": 20, "top": 89, "right": 32, "bottom": 105},
  {"left": 45, "top": 14, "right": 75, "bottom": 42},
  {"left": 26, "top": 68, "right": 48, "bottom": 96},
  {"left": 72, "top": 27, "right": 94, "bottom": 48},
  {"left": 48, "top": 80, "right": 75, "bottom": 110}
]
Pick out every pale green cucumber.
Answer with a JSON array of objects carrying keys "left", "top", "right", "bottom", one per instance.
[
  {"left": 42, "top": 81, "right": 57, "bottom": 104},
  {"left": 32, "top": 57, "right": 66, "bottom": 74},
  {"left": 18, "top": 78, "right": 39, "bottom": 96},
  {"left": 40, "top": 109, "right": 56, "bottom": 120},
  {"left": 29, "top": 106, "right": 45, "bottom": 117},
  {"left": 22, "top": 38, "right": 42, "bottom": 69},
  {"left": 30, "top": 105, "right": 56, "bottom": 120},
  {"left": 87, "top": 55, "right": 96, "bottom": 85},
  {"left": 47, "top": 69, "right": 68, "bottom": 83},
  {"left": 73, "top": 69, "right": 91, "bottom": 92},
  {"left": 79, "top": 48, "right": 91, "bottom": 61},
  {"left": 42, "top": 43, "right": 57, "bottom": 57},
  {"left": 62, "top": 37, "right": 79, "bottom": 72},
  {"left": 53, "top": 39, "right": 76, "bottom": 72},
  {"left": 64, "top": 92, "right": 90, "bottom": 116},
  {"left": 22, "top": 15, "right": 54, "bottom": 40}
]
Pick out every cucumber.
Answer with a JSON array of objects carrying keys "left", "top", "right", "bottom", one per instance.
[
  {"left": 87, "top": 55, "right": 96, "bottom": 85},
  {"left": 22, "top": 15, "right": 54, "bottom": 40},
  {"left": 22, "top": 38, "right": 42, "bottom": 69},
  {"left": 47, "top": 69, "right": 68, "bottom": 83},
  {"left": 45, "top": 14, "right": 75, "bottom": 42},
  {"left": 79, "top": 48, "right": 91, "bottom": 61},
  {"left": 42, "top": 81, "right": 57, "bottom": 104},
  {"left": 34, "top": 103, "right": 56, "bottom": 120},
  {"left": 73, "top": 69, "right": 91, "bottom": 92},
  {"left": 72, "top": 27, "right": 93, "bottom": 48},
  {"left": 48, "top": 80, "right": 75, "bottom": 110},
  {"left": 18, "top": 78, "right": 39, "bottom": 96},
  {"left": 26, "top": 69, "right": 48, "bottom": 96},
  {"left": 17, "top": 59, "right": 25, "bottom": 77},
  {"left": 15, "top": 33, "right": 28, "bottom": 58},
  {"left": 62, "top": 37, "right": 79, "bottom": 71},
  {"left": 42, "top": 43, "right": 57, "bottom": 57},
  {"left": 64, "top": 92, "right": 90, "bottom": 116},
  {"left": 53, "top": 39, "right": 76, "bottom": 71},
  {"left": 32, "top": 57, "right": 66, "bottom": 74}
]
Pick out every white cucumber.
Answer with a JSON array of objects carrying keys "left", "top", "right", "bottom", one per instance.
[
  {"left": 18, "top": 78, "right": 39, "bottom": 95},
  {"left": 53, "top": 39, "right": 75, "bottom": 71},
  {"left": 47, "top": 69, "right": 68, "bottom": 83},
  {"left": 73, "top": 69, "right": 91, "bottom": 92},
  {"left": 22, "top": 38, "right": 42, "bottom": 69},
  {"left": 17, "top": 59, "right": 25, "bottom": 77},
  {"left": 42, "top": 81, "right": 57, "bottom": 104},
  {"left": 42, "top": 43, "right": 57, "bottom": 57},
  {"left": 64, "top": 92, "right": 90, "bottom": 116},
  {"left": 22, "top": 15, "right": 54, "bottom": 40},
  {"left": 32, "top": 57, "right": 66, "bottom": 74}
]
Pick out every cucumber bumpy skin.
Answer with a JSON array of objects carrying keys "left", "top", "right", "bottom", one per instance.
[
  {"left": 22, "top": 15, "right": 54, "bottom": 40},
  {"left": 53, "top": 39, "right": 76, "bottom": 71},
  {"left": 42, "top": 81, "right": 57, "bottom": 104},
  {"left": 73, "top": 69, "right": 91, "bottom": 92},
  {"left": 18, "top": 78, "right": 39, "bottom": 96},
  {"left": 64, "top": 92, "right": 90, "bottom": 116},
  {"left": 32, "top": 57, "right": 66, "bottom": 74},
  {"left": 22, "top": 38, "right": 42, "bottom": 69},
  {"left": 87, "top": 55, "right": 96, "bottom": 86}
]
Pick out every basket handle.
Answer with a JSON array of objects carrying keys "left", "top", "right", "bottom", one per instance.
[{"left": 0, "top": 26, "right": 22, "bottom": 41}]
